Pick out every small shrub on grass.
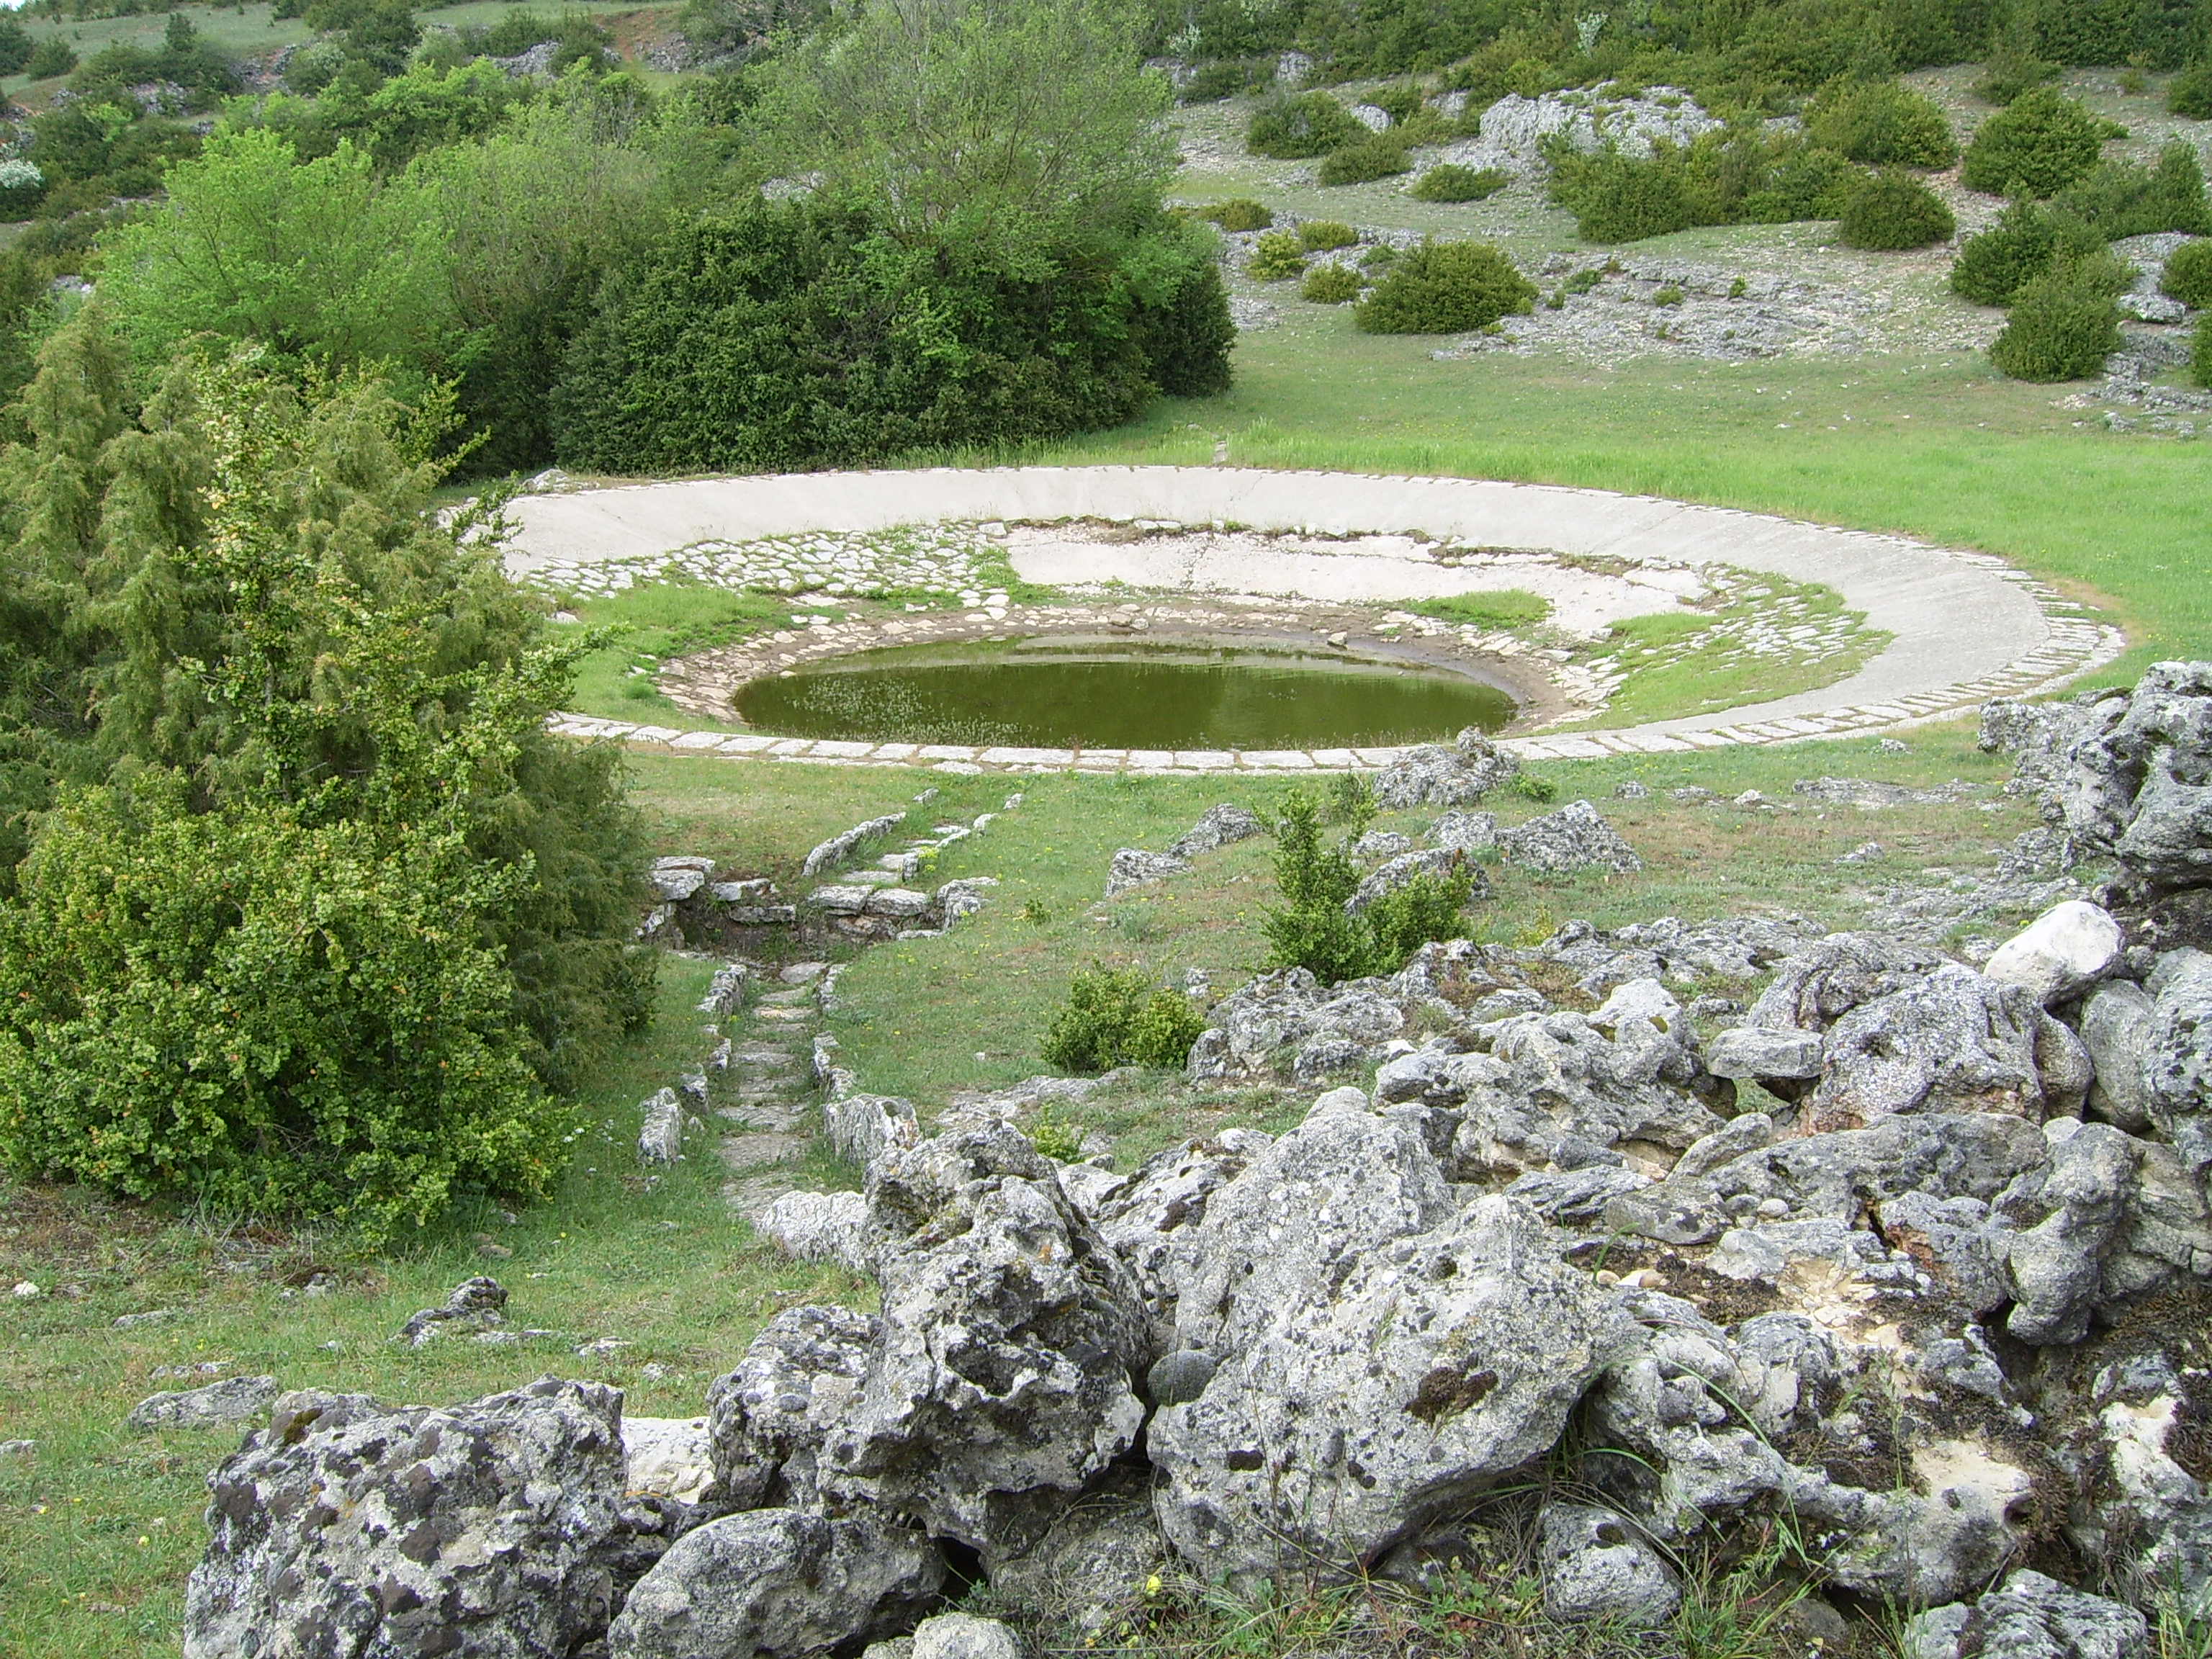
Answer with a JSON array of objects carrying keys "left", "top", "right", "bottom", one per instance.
[
  {"left": 1365, "top": 866, "right": 1478, "bottom": 963},
  {"left": 1355, "top": 240, "right": 1536, "bottom": 333},
  {"left": 1509, "top": 771, "right": 1559, "bottom": 803},
  {"left": 1961, "top": 89, "right": 2110, "bottom": 198},
  {"left": 1990, "top": 255, "right": 2128, "bottom": 379},
  {"left": 1951, "top": 202, "right": 2103, "bottom": 303},
  {"left": 1318, "top": 135, "right": 1411, "bottom": 186},
  {"left": 1261, "top": 792, "right": 1472, "bottom": 984},
  {"left": 2162, "top": 240, "right": 2212, "bottom": 308},
  {"left": 2172, "top": 64, "right": 2212, "bottom": 119},
  {"left": 1807, "top": 77, "right": 1959, "bottom": 166},
  {"left": 24, "top": 38, "right": 77, "bottom": 79},
  {"left": 1359, "top": 243, "right": 1399, "bottom": 269},
  {"left": 1324, "top": 770, "right": 1379, "bottom": 832},
  {"left": 1300, "top": 263, "right": 1362, "bottom": 302},
  {"left": 1549, "top": 144, "right": 1694, "bottom": 242},
  {"left": 1248, "top": 230, "right": 1307, "bottom": 280},
  {"left": 1027, "top": 1107, "right": 1083, "bottom": 1161},
  {"left": 1197, "top": 197, "right": 1272, "bottom": 232},
  {"left": 1040, "top": 966, "right": 1205, "bottom": 1073},
  {"left": 1249, "top": 91, "right": 1362, "bottom": 159},
  {"left": 1839, "top": 168, "right": 1957, "bottom": 249},
  {"left": 2052, "top": 142, "right": 2209, "bottom": 239},
  {"left": 1653, "top": 284, "right": 1684, "bottom": 306},
  {"left": 1297, "top": 219, "right": 1358, "bottom": 251},
  {"left": 1412, "top": 163, "right": 1507, "bottom": 202}
]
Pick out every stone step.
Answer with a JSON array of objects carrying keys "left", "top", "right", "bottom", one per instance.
[{"left": 717, "top": 1131, "right": 811, "bottom": 1173}]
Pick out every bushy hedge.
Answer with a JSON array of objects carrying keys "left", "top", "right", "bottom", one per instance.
[
  {"left": 1807, "top": 77, "right": 1959, "bottom": 167},
  {"left": 1041, "top": 965, "right": 1205, "bottom": 1072},
  {"left": 1412, "top": 163, "right": 1507, "bottom": 202},
  {"left": 1951, "top": 202, "right": 2103, "bottom": 305},
  {"left": 1990, "top": 255, "right": 2127, "bottom": 379},
  {"left": 552, "top": 203, "right": 1232, "bottom": 475},
  {"left": 2174, "top": 64, "right": 2212, "bottom": 120},
  {"left": 1248, "top": 91, "right": 1363, "bottom": 158},
  {"left": 1838, "top": 168, "right": 1956, "bottom": 249},
  {"left": 1961, "top": 89, "right": 2110, "bottom": 198},
  {"left": 1300, "top": 262, "right": 1362, "bottom": 302},
  {"left": 1354, "top": 239, "right": 1535, "bottom": 333},
  {"left": 2051, "top": 143, "right": 2209, "bottom": 240},
  {"left": 2164, "top": 240, "right": 2212, "bottom": 309},
  {"left": 1317, "top": 135, "right": 1410, "bottom": 185},
  {"left": 1196, "top": 197, "right": 1272, "bottom": 231},
  {"left": 1248, "top": 229, "right": 1307, "bottom": 279},
  {"left": 1547, "top": 125, "right": 1858, "bottom": 243},
  {"left": 1297, "top": 219, "right": 1359, "bottom": 251}
]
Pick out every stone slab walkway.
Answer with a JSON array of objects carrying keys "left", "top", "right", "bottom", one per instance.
[{"left": 511, "top": 466, "right": 2126, "bottom": 772}]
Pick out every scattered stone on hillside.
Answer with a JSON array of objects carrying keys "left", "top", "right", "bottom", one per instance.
[
  {"left": 1090, "top": 1130, "right": 1274, "bottom": 1331},
  {"left": 650, "top": 856, "right": 714, "bottom": 902},
  {"left": 1499, "top": 801, "right": 1642, "bottom": 874},
  {"left": 757, "top": 1189, "right": 868, "bottom": 1274},
  {"left": 1166, "top": 804, "right": 1266, "bottom": 860},
  {"left": 1743, "top": 932, "right": 1953, "bottom": 1035},
  {"left": 820, "top": 1128, "right": 1154, "bottom": 1562},
  {"left": 698, "top": 961, "right": 749, "bottom": 1015},
  {"left": 1351, "top": 829, "right": 1416, "bottom": 861},
  {"left": 1345, "top": 848, "right": 1487, "bottom": 913},
  {"left": 1184, "top": 968, "right": 1406, "bottom": 1082},
  {"left": 606, "top": 1509, "right": 942, "bottom": 1659},
  {"left": 1791, "top": 777, "right": 1982, "bottom": 809},
  {"left": 621, "top": 1416, "right": 715, "bottom": 1506},
  {"left": 1839, "top": 840, "right": 1887, "bottom": 863},
  {"left": 184, "top": 1378, "right": 638, "bottom": 1659},
  {"left": 1984, "top": 901, "right": 2124, "bottom": 1006},
  {"left": 991, "top": 1475, "right": 1166, "bottom": 1633},
  {"left": 638, "top": 1086, "right": 684, "bottom": 1164},
  {"left": 1104, "top": 848, "right": 1191, "bottom": 899},
  {"left": 1428, "top": 808, "right": 1498, "bottom": 853},
  {"left": 909, "top": 1611, "right": 1028, "bottom": 1659},
  {"left": 1905, "top": 1569, "right": 2150, "bottom": 1659},
  {"left": 1703, "top": 1025, "right": 1823, "bottom": 1088},
  {"left": 824, "top": 1093, "right": 921, "bottom": 1171},
  {"left": 129, "top": 1375, "right": 279, "bottom": 1431},
  {"left": 802, "top": 813, "right": 908, "bottom": 878},
  {"left": 395, "top": 1276, "right": 509, "bottom": 1346},
  {"left": 1539, "top": 1501, "right": 1681, "bottom": 1627},
  {"left": 1450, "top": 87, "right": 1721, "bottom": 176},
  {"left": 1372, "top": 729, "right": 1520, "bottom": 809},
  {"left": 707, "top": 1303, "right": 881, "bottom": 1511}
]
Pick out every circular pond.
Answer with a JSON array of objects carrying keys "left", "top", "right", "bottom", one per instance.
[{"left": 732, "top": 637, "right": 1519, "bottom": 750}]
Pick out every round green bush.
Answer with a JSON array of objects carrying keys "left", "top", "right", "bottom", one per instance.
[
  {"left": 24, "top": 37, "right": 76, "bottom": 78},
  {"left": 1041, "top": 965, "right": 1204, "bottom": 1073},
  {"left": 2172, "top": 64, "right": 2212, "bottom": 120},
  {"left": 1354, "top": 240, "right": 1536, "bottom": 333},
  {"left": 1962, "top": 89, "right": 2109, "bottom": 198},
  {"left": 1296, "top": 218, "right": 1358, "bottom": 251},
  {"left": 1247, "top": 229, "right": 1306, "bottom": 280},
  {"left": 1248, "top": 91, "right": 1362, "bottom": 160},
  {"left": 1990, "top": 258, "right": 2126, "bottom": 379},
  {"left": 1411, "top": 163, "right": 1507, "bottom": 202},
  {"left": 1808, "top": 78, "right": 1959, "bottom": 167},
  {"left": 1197, "top": 197, "right": 1272, "bottom": 233},
  {"left": 1838, "top": 168, "right": 1958, "bottom": 249},
  {"left": 1318, "top": 135, "right": 1411, "bottom": 186},
  {"left": 2164, "top": 239, "right": 2212, "bottom": 308},
  {"left": 1300, "top": 262, "right": 1362, "bottom": 302},
  {"left": 1951, "top": 204, "right": 2100, "bottom": 304}
]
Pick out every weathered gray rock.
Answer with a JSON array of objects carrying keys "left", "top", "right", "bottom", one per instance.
[
  {"left": 708, "top": 1304, "right": 876, "bottom": 1513},
  {"left": 1745, "top": 932, "right": 1952, "bottom": 1034},
  {"left": 757, "top": 1190, "right": 869, "bottom": 1274},
  {"left": 1984, "top": 902, "right": 2124, "bottom": 1006},
  {"left": 1089, "top": 1130, "right": 1272, "bottom": 1328},
  {"left": 1105, "top": 848, "right": 1191, "bottom": 899},
  {"left": 1905, "top": 1570, "right": 2149, "bottom": 1659},
  {"left": 1371, "top": 729, "right": 1520, "bottom": 809},
  {"left": 1146, "top": 1350, "right": 1217, "bottom": 1406},
  {"left": 801, "top": 813, "right": 907, "bottom": 878},
  {"left": 1345, "top": 848, "right": 1486, "bottom": 914},
  {"left": 1539, "top": 1502, "right": 1681, "bottom": 1626},
  {"left": 1151, "top": 1192, "right": 1627, "bottom": 1586},
  {"left": 1351, "top": 828, "right": 1416, "bottom": 861},
  {"left": 1167, "top": 804, "right": 1267, "bottom": 860},
  {"left": 910, "top": 1611, "right": 1026, "bottom": 1659},
  {"left": 2146, "top": 949, "right": 2212, "bottom": 1172},
  {"left": 1498, "top": 800, "right": 1642, "bottom": 874},
  {"left": 990, "top": 1478, "right": 1166, "bottom": 1632},
  {"left": 1703, "top": 1025, "right": 1823, "bottom": 1085},
  {"left": 1187, "top": 968, "right": 1406, "bottom": 1080},
  {"left": 2080, "top": 981, "right": 2157, "bottom": 1130},
  {"left": 638, "top": 1087, "right": 683, "bottom": 1164},
  {"left": 1427, "top": 808, "right": 1498, "bottom": 853},
  {"left": 395, "top": 1275, "right": 508, "bottom": 1346},
  {"left": 2024, "top": 665, "right": 2212, "bottom": 896},
  {"left": 649, "top": 856, "right": 712, "bottom": 902},
  {"left": 130, "top": 1375, "right": 279, "bottom": 1431},
  {"left": 1997, "top": 1120, "right": 2139, "bottom": 1344},
  {"left": 621, "top": 1416, "right": 715, "bottom": 1506},
  {"left": 821, "top": 1128, "right": 1153, "bottom": 1561},
  {"left": 606, "top": 1508, "right": 941, "bottom": 1659},
  {"left": 185, "top": 1377, "right": 634, "bottom": 1659},
  {"left": 825, "top": 1092, "right": 921, "bottom": 1172}
]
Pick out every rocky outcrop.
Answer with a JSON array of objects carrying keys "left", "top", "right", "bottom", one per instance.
[
  {"left": 1906, "top": 1570, "right": 2150, "bottom": 1659},
  {"left": 1498, "top": 800, "right": 1643, "bottom": 874},
  {"left": 1166, "top": 804, "right": 1266, "bottom": 860},
  {"left": 1371, "top": 729, "right": 1520, "bottom": 808},
  {"left": 130, "top": 1375, "right": 279, "bottom": 1431},
  {"left": 1104, "top": 848, "right": 1190, "bottom": 899}
]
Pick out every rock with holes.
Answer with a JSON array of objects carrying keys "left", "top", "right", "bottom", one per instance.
[
  {"left": 1427, "top": 809, "right": 1498, "bottom": 853},
  {"left": 1984, "top": 902, "right": 2125, "bottom": 1007},
  {"left": 1104, "top": 848, "right": 1190, "bottom": 899},
  {"left": 991, "top": 1476, "right": 1166, "bottom": 1632},
  {"left": 606, "top": 1508, "right": 942, "bottom": 1659},
  {"left": 1905, "top": 1570, "right": 2149, "bottom": 1659},
  {"left": 1344, "top": 848, "right": 1488, "bottom": 914},
  {"left": 2146, "top": 950, "right": 2212, "bottom": 1175},
  {"left": 1370, "top": 729, "right": 1520, "bottom": 809},
  {"left": 1088, "top": 1130, "right": 1274, "bottom": 1331},
  {"left": 2080, "top": 981, "right": 2158, "bottom": 1131},
  {"left": 1498, "top": 800, "right": 1642, "bottom": 875},
  {"left": 757, "top": 1190, "right": 869, "bottom": 1275},
  {"left": 395, "top": 1276, "right": 508, "bottom": 1346},
  {"left": 2040, "top": 664, "right": 2212, "bottom": 896},
  {"left": 184, "top": 1377, "right": 637, "bottom": 1659},
  {"left": 1539, "top": 1501, "right": 1681, "bottom": 1626},
  {"left": 819, "top": 1127, "right": 1153, "bottom": 1563},
  {"left": 130, "top": 1375, "right": 280, "bottom": 1431},
  {"left": 1166, "top": 804, "right": 1267, "bottom": 860},
  {"left": 1150, "top": 1188, "right": 1627, "bottom": 1586},
  {"left": 824, "top": 1094, "right": 921, "bottom": 1173},
  {"left": 706, "top": 1303, "right": 880, "bottom": 1511},
  {"left": 1190, "top": 968, "right": 1406, "bottom": 1079},
  {"left": 1996, "top": 1120, "right": 2141, "bottom": 1344},
  {"left": 911, "top": 1612, "right": 1026, "bottom": 1659}
]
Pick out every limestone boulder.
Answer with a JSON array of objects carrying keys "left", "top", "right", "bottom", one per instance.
[
  {"left": 1088, "top": 1130, "right": 1273, "bottom": 1331},
  {"left": 1906, "top": 1570, "right": 2149, "bottom": 1659},
  {"left": 1539, "top": 1502, "right": 1681, "bottom": 1626},
  {"left": 2146, "top": 949, "right": 2212, "bottom": 1174},
  {"left": 1167, "top": 804, "right": 1266, "bottom": 860},
  {"left": 1498, "top": 801, "right": 1642, "bottom": 875},
  {"left": 2080, "top": 981, "right": 2158, "bottom": 1130},
  {"left": 706, "top": 1303, "right": 881, "bottom": 1510},
  {"left": 1345, "top": 848, "right": 1487, "bottom": 914},
  {"left": 1984, "top": 902, "right": 2124, "bottom": 1006},
  {"left": 1371, "top": 729, "right": 1520, "bottom": 809},
  {"left": 1104, "top": 848, "right": 1190, "bottom": 899}
]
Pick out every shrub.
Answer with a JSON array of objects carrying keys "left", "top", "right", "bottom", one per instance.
[
  {"left": 2196, "top": 311, "right": 2211, "bottom": 387},
  {"left": 2172, "top": 63, "right": 2212, "bottom": 120},
  {"left": 1297, "top": 218, "right": 1359, "bottom": 251},
  {"left": 1411, "top": 163, "right": 1507, "bottom": 202},
  {"left": 1961, "top": 89, "right": 2110, "bottom": 198},
  {"left": 1041, "top": 965, "right": 1204, "bottom": 1072},
  {"left": 2164, "top": 240, "right": 2212, "bottom": 308},
  {"left": 2033, "top": 0, "right": 2139, "bottom": 66},
  {"left": 1807, "top": 78, "right": 1959, "bottom": 166},
  {"left": 0, "top": 160, "right": 42, "bottom": 220},
  {"left": 1260, "top": 792, "right": 1473, "bottom": 984},
  {"left": 1839, "top": 168, "right": 1957, "bottom": 249},
  {"left": 1547, "top": 144, "right": 1694, "bottom": 241},
  {"left": 1990, "top": 255, "right": 2128, "bottom": 379},
  {"left": 1132, "top": 258, "right": 1238, "bottom": 397},
  {"left": 1951, "top": 202, "right": 2104, "bottom": 304},
  {"left": 1507, "top": 771, "right": 1558, "bottom": 803},
  {"left": 24, "top": 38, "right": 76, "bottom": 79},
  {"left": 1973, "top": 48, "right": 2060, "bottom": 106},
  {"left": 1653, "top": 283, "right": 1683, "bottom": 305},
  {"left": 1247, "top": 228, "right": 1307, "bottom": 279},
  {"left": 2051, "top": 142, "right": 2209, "bottom": 239},
  {"left": 1248, "top": 91, "right": 1362, "bottom": 159},
  {"left": 1318, "top": 135, "right": 1411, "bottom": 185},
  {"left": 0, "top": 16, "right": 28, "bottom": 76},
  {"left": 1180, "top": 58, "right": 1269, "bottom": 104},
  {"left": 1301, "top": 262, "right": 1362, "bottom": 302},
  {"left": 1197, "top": 197, "right": 1272, "bottom": 232},
  {"left": 1355, "top": 239, "right": 1536, "bottom": 333}
]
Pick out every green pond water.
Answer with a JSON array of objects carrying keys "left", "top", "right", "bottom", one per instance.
[{"left": 733, "top": 637, "right": 1518, "bottom": 750}]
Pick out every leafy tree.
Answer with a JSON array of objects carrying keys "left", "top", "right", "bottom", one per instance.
[
  {"left": 304, "top": 0, "right": 422, "bottom": 73},
  {"left": 0, "top": 16, "right": 31, "bottom": 76},
  {"left": 24, "top": 38, "right": 78, "bottom": 78},
  {"left": 1961, "top": 88, "right": 2110, "bottom": 197},
  {"left": 755, "top": 0, "right": 1177, "bottom": 268},
  {"left": 1317, "top": 134, "right": 1410, "bottom": 185}
]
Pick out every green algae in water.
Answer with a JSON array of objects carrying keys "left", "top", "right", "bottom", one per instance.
[{"left": 734, "top": 637, "right": 1517, "bottom": 750}]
